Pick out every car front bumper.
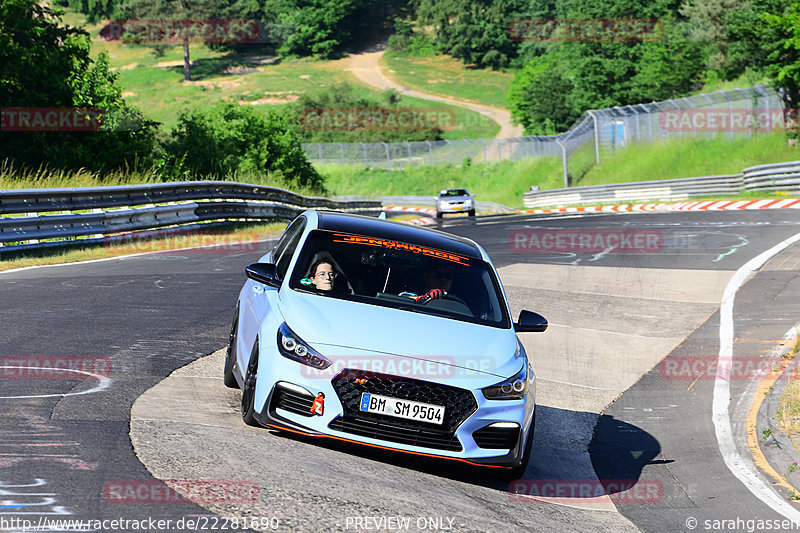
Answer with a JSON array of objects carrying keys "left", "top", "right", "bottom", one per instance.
[{"left": 252, "top": 354, "right": 535, "bottom": 469}]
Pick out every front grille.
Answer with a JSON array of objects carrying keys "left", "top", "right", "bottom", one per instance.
[
  {"left": 473, "top": 424, "right": 520, "bottom": 449},
  {"left": 328, "top": 368, "right": 478, "bottom": 451},
  {"left": 272, "top": 384, "right": 315, "bottom": 417}
]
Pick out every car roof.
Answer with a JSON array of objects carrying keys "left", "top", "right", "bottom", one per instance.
[
  {"left": 314, "top": 211, "right": 483, "bottom": 259},
  {"left": 440, "top": 188, "right": 469, "bottom": 195}
]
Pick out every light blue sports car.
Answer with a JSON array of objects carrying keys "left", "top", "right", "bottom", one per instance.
[{"left": 224, "top": 210, "right": 547, "bottom": 477}]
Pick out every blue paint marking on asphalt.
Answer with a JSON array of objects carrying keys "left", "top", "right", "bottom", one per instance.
[{"left": 0, "top": 505, "right": 25, "bottom": 509}]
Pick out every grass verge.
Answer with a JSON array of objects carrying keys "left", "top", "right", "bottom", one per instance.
[
  {"left": 575, "top": 133, "right": 800, "bottom": 189},
  {"left": 381, "top": 51, "right": 513, "bottom": 110},
  {"left": 777, "top": 336, "right": 800, "bottom": 455},
  {"left": 320, "top": 157, "right": 562, "bottom": 208}
]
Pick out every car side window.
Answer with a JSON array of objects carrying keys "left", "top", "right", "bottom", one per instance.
[
  {"left": 272, "top": 218, "right": 303, "bottom": 260},
  {"left": 274, "top": 219, "right": 306, "bottom": 280}
]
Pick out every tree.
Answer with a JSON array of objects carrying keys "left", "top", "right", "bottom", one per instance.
[
  {"left": 115, "top": 0, "right": 222, "bottom": 81},
  {"left": 508, "top": 52, "right": 579, "bottom": 134},
  {"left": 762, "top": 3, "right": 800, "bottom": 142},
  {"left": 272, "top": 0, "right": 372, "bottom": 57},
  {"left": 164, "top": 103, "right": 323, "bottom": 189},
  {"left": 629, "top": 20, "right": 707, "bottom": 102},
  {"left": 417, "top": 0, "right": 527, "bottom": 69},
  {"left": 679, "top": 0, "right": 750, "bottom": 75},
  {"left": 63, "top": 0, "right": 120, "bottom": 22},
  {"left": 0, "top": 0, "right": 156, "bottom": 172}
]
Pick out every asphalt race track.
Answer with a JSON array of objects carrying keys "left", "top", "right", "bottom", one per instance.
[{"left": 1, "top": 208, "right": 800, "bottom": 532}]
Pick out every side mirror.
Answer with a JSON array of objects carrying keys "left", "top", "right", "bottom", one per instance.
[
  {"left": 514, "top": 310, "right": 548, "bottom": 333},
  {"left": 246, "top": 263, "right": 280, "bottom": 287}
]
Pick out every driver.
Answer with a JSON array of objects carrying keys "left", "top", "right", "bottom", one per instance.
[
  {"left": 307, "top": 258, "right": 338, "bottom": 292},
  {"left": 412, "top": 264, "right": 455, "bottom": 303}
]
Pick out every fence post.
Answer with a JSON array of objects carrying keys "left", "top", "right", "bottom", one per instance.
[
  {"left": 666, "top": 99, "right": 681, "bottom": 137},
  {"left": 426, "top": 141, "right": 433, "bottom": 167},
  {"left": 338, "top": 143, "right": 344, "bottom": 164},
  {"left": 721, "top": 91, "right": 734, "bottom": 140},
  {"left": 447, "top": 140, "right": 453, "bottom": 165},
  {"left": 756, "top": 86, "right": 769, "bottom": 133},
  {"left": 463, "top": 139, "right": 471, "bottom": 161},
  {"left": 405, "top": 141, "right": 412, "bottom": 163},
  {"left": 360, "top": 142, "right": 368, "bottom": 167},
  {"left": 481, "top": 139, "right": 487, "bottom": 161},
  {"left": 700, "top": 94, "right": 714, "bottom": 139},
  {"left": 682, "top": 97, "right": 695, "bottom": 136},
  {"left": 587, "top": 110, "right": 600, "bottom": 164},
  {"left": 735, "top": 88, "right": 751, "bottom": 138},
  {"left": 382, "top": 142, "right": 391, "bottom": 170},
  {"left": 317, "top": 143, "right": 322, "bottom": 161},
  {"left": 555, "top": 139, "right": 568, "bottom": 188}
]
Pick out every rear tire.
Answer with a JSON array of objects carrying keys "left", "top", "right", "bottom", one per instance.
[
  {"left": 436, "top": 211, "right": 443, "bottom": 219},
  {"left": 468, "top": 209, "right": 475, "bottom": 217},
  {"left": 223, "top": 307, "right": 240, "bottom": 389},
  {"left": 241, "top": 339, "right": 261, "bottom": 427}
]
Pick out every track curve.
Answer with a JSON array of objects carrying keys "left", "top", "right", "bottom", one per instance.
[{"left": 2, "top": 209, "right": 799, "bottom": 533}]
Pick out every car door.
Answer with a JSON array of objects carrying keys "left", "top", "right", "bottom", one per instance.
[{"left": 238, "top": 216, "right": 307, "bottom": 373}]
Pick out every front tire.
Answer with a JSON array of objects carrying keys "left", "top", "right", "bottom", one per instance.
[
  {"left": 223, "top": 307, "right": 240, "bottom": 389},
  {"left": 468, "top": 209, "right": 475, "bottom": 217},
  {"left": 241, "top": 339, "right": 260, "bottom": 427},
  {"left": 436, "top": 211, "right": 443, "bottom": 219}
]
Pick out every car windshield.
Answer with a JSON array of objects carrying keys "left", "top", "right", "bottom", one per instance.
[
  {"left": 289, "top": 230, "right": 509, "bottom": 328},
  {"left": 441, "top": 189, "right": 469, "bottom": 197}
]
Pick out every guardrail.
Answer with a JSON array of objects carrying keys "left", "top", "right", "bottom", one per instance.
[
  {"left": 523, "top": 160, "right": 800, "bottom": 208},
  {"left": 0, "top": 181, "right": 382, "bottom": 253}
]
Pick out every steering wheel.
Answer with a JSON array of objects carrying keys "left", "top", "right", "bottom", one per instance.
[{"left": 420, "top": 291, "right": 469, "bottom": 307}]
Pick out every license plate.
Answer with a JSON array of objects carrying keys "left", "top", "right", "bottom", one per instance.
[
  {"left": 453, "top": 205, "right": 463, "bottom": 210},
  {"left": 359, "top": 393, "right": 445, "bottom": 425}
]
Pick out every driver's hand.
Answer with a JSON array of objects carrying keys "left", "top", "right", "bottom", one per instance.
[{"left": 415, "top": 288, "right": 444, "bottom": 302}]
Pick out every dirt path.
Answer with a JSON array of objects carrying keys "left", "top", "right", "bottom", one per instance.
[{"left": 346, "top": 43, "right": 524, "bottom": 139}]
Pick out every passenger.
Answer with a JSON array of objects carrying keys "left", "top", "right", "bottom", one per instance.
[{"left": 308, "top": 258, "right": 338, "bottom": 292}]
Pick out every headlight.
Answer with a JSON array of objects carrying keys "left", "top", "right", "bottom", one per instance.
[
  {"left": 482, "top": 366, "right": 529, "bottom": 400},
  {"left": 464, "top": 199, "right": 473, "bottom": 207},
  {"left": 277, "top": 323, "right": 331, "bottom": 369}
]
